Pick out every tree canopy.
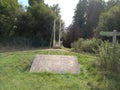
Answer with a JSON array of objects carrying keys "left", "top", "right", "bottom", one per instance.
[
  {"left": 0, "top": 0, "right": 63, "bottom": 47},
  {"left": 63, "top": 0, "right": 120, "bottom": 47},
  {"left": 0, "top": 0, "right": 20, "bottom": 39},
  {"left": 63, "top": 0, "right": 105, "bottom": 47},
  {"left": 0, "top": 0, "right": 120, "bottom": 48},
  {"left": 95, "top": 4, "right": 120, "bottom": 37}
]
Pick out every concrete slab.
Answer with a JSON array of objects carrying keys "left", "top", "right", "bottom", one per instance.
[{"left": 30, "top": 55, "right": 80, "bottom": 73}]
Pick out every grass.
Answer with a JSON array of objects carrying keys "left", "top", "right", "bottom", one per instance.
[{"left": 0, "top": 49, "right": 98, "bottom": 90}]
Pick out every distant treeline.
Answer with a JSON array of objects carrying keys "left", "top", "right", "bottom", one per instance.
[
  {"left": 63, "top": 0, "right": 120, "bottom": 47},
  {"left": 0, "top": 0, "right": 63, "bottom": 47},
  {"left": 0, "top": 0, "right": 120, "bottom": 48}
]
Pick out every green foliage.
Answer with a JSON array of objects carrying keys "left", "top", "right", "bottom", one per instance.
[
  {"left": 27, "top": 2, "right": 59, "bottom": 46},
  {"left": 0, "top": 0, "right": 19, "bottom": 14},
  {"left": 73, "top": 0, "right": 105, "bottom": 38},
  {"left": 63, "top": 24, "right": 81, "bottom": 48},
  {"left": 95, "top": 42, "right": 120, "bottom": 90},
  {"left": 106, "top": 0, "right": 120, "bottom": 10},
  {"left": 74, "top": 0, "right": 88, "bottom": 27},
  {"left": 72, "top": 0, "right": 88, "bottom": 38},
  {"left": 95, "top": 4, "right": 120, "bottom": 37},
  {"left": 0, "top": 0, "right": 63, "bottom": 47},
  {"left": 16, "top": 3, "right": 55, "bottom": 43},
  {"left": 97, "top": 42, "right": 120, "bottom": 77},
  {"left": 0, "top": 48, "right": 119, "bottom": 90},
  {"left": 15, "top": 1, "right": 63, "bottom": 47},
  {"left": 28, "top": 0, "right": 44, "bottom": 6},
  {"left": 64, "top": 0, "right": 105, "bottom": 48},
  {"left": 0, "top": 37, "right": 31, "bottom": 49},
  {"left": 0, "top": 37, "right": 50, "bottom": 51},
  {"left": 71, "top": 38, "right": 102, "bottom": 53},
  {"left": 0, "top": 0, "right": 20, "bottom": 39}
]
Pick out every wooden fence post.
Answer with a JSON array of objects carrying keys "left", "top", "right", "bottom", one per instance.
[{"left": 112, "top": 30, "right": 117, "bottom": 48}]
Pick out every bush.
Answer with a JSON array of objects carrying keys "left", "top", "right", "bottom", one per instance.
[
  {"left": 97, "top": 41, "right": 120, "bottom": 76},
  {"left": 95, "top": 42, "right": 120, "bottom": 90},
  {"left": 71, "top": 38, "right": 102, "bottom": 53},
  {"left": 0, "top": 37, "right": 50, "bottom": 51},
  {"left": 0, "top": 37, "right": 31, "bottom": 48}
]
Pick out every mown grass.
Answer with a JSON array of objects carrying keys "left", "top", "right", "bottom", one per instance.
[{"left": 0, "top": 49, "right": 98, "bottom": 90}]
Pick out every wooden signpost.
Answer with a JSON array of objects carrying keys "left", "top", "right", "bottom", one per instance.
[{"left": 100, "top": 30, "right": 120, "bottom": 47}]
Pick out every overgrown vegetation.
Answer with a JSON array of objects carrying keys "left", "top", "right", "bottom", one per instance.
[
  {"left": 71, "top": 38, "right": 102, "bottom": 53},
  {"left": 71, "top": 39, "right": 120, "bottom": 90},
  {"left": 95, "top": 42, "right": 120, "bottom": 90}
]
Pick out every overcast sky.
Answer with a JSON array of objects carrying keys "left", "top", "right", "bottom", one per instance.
[
  {"left": 18, "top": 0, "right": 79, "bottom": 27},
  {"left": 18, "top": 0, "right": 108, "bottom": 27},
  {"left": 45, "top": 0, "right": 79, "bottom": 27}
]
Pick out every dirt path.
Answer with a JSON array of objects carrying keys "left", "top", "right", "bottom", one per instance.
[{"left": 42, "top": 48, "right": 71, "bottom": 52}]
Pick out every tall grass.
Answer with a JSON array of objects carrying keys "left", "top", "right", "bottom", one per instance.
[
  {"left": 97, "top": 42, "right": 120, "bottom": 76},
  {"left": 95, "top": 42, "right": 120, "bottom": 90}
]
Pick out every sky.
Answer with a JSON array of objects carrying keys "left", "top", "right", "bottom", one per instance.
[
  {"left": 18, "top": 0, "right": 79, "bottom": 27},
  {"left": 18, "top": 0, "right": 108, "bottom": 27}
]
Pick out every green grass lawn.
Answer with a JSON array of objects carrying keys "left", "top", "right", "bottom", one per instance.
[{"left": 0, "top": 49, "right": 99, "bottom": 90}]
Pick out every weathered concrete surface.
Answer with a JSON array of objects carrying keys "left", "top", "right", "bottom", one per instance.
[{"left": 30, "top": 55, "right": 80, "bottom": 73}]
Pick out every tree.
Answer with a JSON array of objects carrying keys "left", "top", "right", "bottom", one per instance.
[
  {"left": 71, "top": 0, "right": 88, "bottom": 39},
  {"left": 28, "top": 0, "right": 44, "bottom": 6},
  {"left": 63, "top": 24, "right": 81, "bottom": 48},
  {"left": 15, "top": 11, "right": 35, "bottom": 38},
  {"left": 0, "top": 0, "right": 64, "bottom": 47},
  {"left": 51, "top": 4, "right": 60, "bottom": 16},
  {"left": 73, "top": 0, "right": 88, "bottom": 27},
  {"left": 0, "top": 0, "right": 20, "bottom": 39},
  {"left": 16, "top": 1, "right": 63, "bottom": 47},
  {"left": 86, "top": 0, "right": 105, "bottom": 37},
  {"left": 73, "top": 0, "right": 105, "bottom": 38},
  {"left": 95, "top": 4, "right": 120, "bottom": 37},
  {"left": 106, "top": 0, "right": 120, "bottom": 10},
  {"left": 63, "top": 0, "right": 105, "bottom": 48}
]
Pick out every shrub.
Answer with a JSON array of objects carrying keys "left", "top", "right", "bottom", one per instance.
[
  {"left": 0, "top": 37, "right": 50, "bottom": 51},
  {"left": 97, "top": 41, "right": 120, "bottom": 77},
  {"left": 71, "top": 38, "right": 102, "bottom": 53},
  {"left": 0, "top": 37, "right": 31, "bottom": 49},
  {"left": 95, "top": 41, "right": 120, "bottom": 90}
]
